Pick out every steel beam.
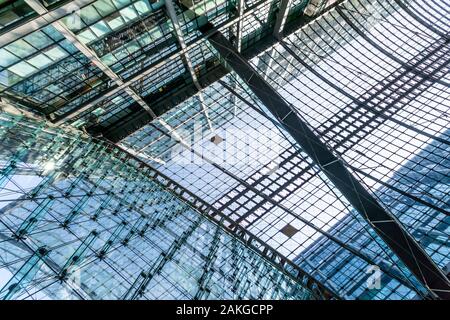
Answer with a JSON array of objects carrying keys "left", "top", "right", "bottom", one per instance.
[
  {"left": 108, "top": 140, "right": 339, "bottom": 300},
  {"left": 273, "top": 0, "right": 292, "bottom": 39},
  {"left": 199, "top": 22, "right": 450, "bottom": 299},
  {"left": 24, "top": 0, "right": 158, "bottom": 119},
  {"left": 164, "top": 0, "right": 214, "bottom": 133},
  {"left": 0, "top": 0, "right": 97, "bottom": 47}
]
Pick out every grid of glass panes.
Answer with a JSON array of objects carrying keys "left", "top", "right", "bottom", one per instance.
[
  {"left": 251, "top": 0, "right": 450, "bottom": 270},
  {"left": 0, "top": 109, "right": 315, "bottom": 300},
  {"left": 122, "top": 70, "right": 429, "bottom": 299},
  {"left": 0, "top": 0, "right": 36, "bottom": 31}
]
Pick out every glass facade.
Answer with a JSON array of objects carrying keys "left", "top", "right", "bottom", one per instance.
[
  {"left": 0, "top": 110, "right": 316, "bottom": 300},
  {"left": 0, "top": 0, "right": 448, "bottom": 300},
  {"left": 298, "top": 128, "right": 450, "bottom": 299}
]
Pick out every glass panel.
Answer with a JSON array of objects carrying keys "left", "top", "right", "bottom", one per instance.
[
  {"left": 8, "top": 61, "right": 37, "bottom": 77},
  {"left": 0, "top": 49, "right": 19, "bottom": 67},
  {"left": 27, "top": 54, "right": 52, "bottom": 68}
]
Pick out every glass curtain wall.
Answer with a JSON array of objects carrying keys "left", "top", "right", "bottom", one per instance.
[
  {"left": 122, "top": 0, "right": 449, "bottom": 299},
  {"left": 0, "top": 108, "right": 315, "bottom": 300}
]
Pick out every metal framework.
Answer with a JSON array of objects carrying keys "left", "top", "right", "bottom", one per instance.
[
  {"left": 273, "top": 0, "right": 292, "bottom": 39},
  {"left": 116, "top": 139, "right": 338, "bottom": 299},
  {"left": 197, "top": 21, "right": 450, "bottom": 299},
  {"left": 0, "top": 0, "right": 97, "bottom": 47},
  {"left": 0, "top": 0, "right": 449, "bottom": 300},
  {"left": 0, "top": 110, "right": 318, "bottom": 300},
  {"left": 24, "top": 0, "right": 159, "bottom": 119}
]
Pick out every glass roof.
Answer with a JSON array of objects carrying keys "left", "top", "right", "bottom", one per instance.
[
  {"left": 121, "top": 0, "right": 450, "bottom": 298},
  {"left": 0, "top": 0, "right": 448, "bottom": 300},
  {"left": 0, "top": 0, "right": 316, "bottom": 130}
]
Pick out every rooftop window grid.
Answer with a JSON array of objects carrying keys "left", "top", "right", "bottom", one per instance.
[
  {"left": 0, "top": 112, "right": 316, "bottom": 300},
  {"left": 175, "top": 0, "right": 232, "bottom": 36},
  {"left": 405, "top": 0, "right": 450, "bottom": 35},
  {"left": 118, "top": 0, "right": 450, "bottom": 298},
  {"left": 73, "top": 37, "right": 218, "bottom": 127},
  {"left": 251, "top": 0, "right": 449, "bottom": 272},
  {"left": 297, "top": 214, "right": 426, "bottom": 299},
  {"left": 344, "top": 0, "right": 446, "bottom": 78},
  {"left": 62, "top": 0, "right": 155, "bottom": 39},
  {"left": 122, "top": 70, "right": 426, "bottom": 297},
  {"left": 256, "top": 0, "right": 450, "bottom": 210}
]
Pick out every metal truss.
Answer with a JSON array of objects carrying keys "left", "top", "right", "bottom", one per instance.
[
  {"left": 111, "top": 139, "right": 340, "bottom": 300},
  {"left": 198, "top": 21, "right": 450, "bottom": 299},
  {"left": 24, "top": 0, "right": 159, "bottom": 120}
]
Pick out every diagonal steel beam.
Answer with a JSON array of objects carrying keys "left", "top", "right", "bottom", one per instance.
[
  {"left": 24, "top": 0, "right": 158, "bottom": 119},
  {"left": 51, "top": 0, "right": 275, "bottom": 124},
  {"left": 198, "top": 21, "right": 450, "bottom": 299}
]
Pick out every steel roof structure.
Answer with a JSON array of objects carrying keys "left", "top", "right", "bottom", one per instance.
[{"left": 0, "top": 0, "right": 449, "bottom": 300}]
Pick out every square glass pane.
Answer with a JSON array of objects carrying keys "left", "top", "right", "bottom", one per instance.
[
  {"left": 41, "top": 25, "right": 65, "bottom": 41},
  {"left": 0, "top": 48, "right": 19, "bottom": 67},
  {"left": 0, "top": 10, "right": 19, "bottom": 28},
  {"left": 44, "top": 46, "right": 68, "bottom": 61},
  {"left": 27, "top": 54, "right": 52, "bottom": 68},
  {"left": 8, "top": 61, "right": 36, "bottom": 77},
  {"left": 45, "top": 83, "right": 63, "bottom": 95},
  {"left": 7, "top": 39, "right": 36, "bottom": 58}
]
